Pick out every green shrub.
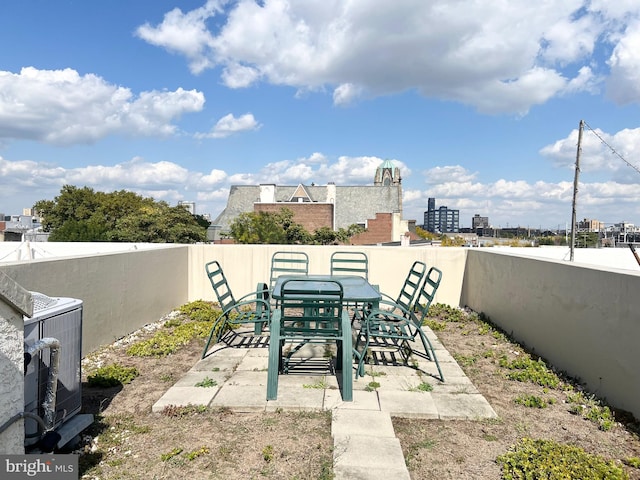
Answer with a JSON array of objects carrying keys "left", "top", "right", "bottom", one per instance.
[
  {"left": 497, "top": 438, "right": 627, "bottom": 479},
  {"left": 514, "top": 395, "right": 553, "bottom": 409},
  {"left": 179, "top": 300, "right": 221, "bottom": 322},
  {"left": 566, "top": 391, "right": 616, "bottom": 431},
  {"left": 127, "top": 320, "right": 213, "bottom": 357},
  {"left": 87, "top": 363, "right": 139, "bottom": 387},
  {"left": 499, "top": 355, "right": 560, "bottom": 388},
  {"left": 427, "top": 303, "right": 466, "bottom": 323}
]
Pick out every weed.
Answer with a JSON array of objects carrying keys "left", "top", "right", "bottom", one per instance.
[
  {"left": 514, "top": 395, "right": 550, "bottom": 409},
  {"left": 497, "top": 438, "right": 627, "bottom": 479},
  {"left": 160, "top": 447, "right": 183, "bottom": 462},
  {"left": 477, "top": 323, "right": 492, "bottom": 335},
  {"left": 427, "top": 303, "right": 466, "bottom": 323},
  {"left": 409, "top": 382, "right": 433, "bottom": 392},
  {"left": 185, "top": 446, "right": 210, "bottom": 461},
  {"left": 87, "top": 363, "right": 139, "bottom": 387},
  {"left": 364, "top": 381, "right": 381, "bottom": 392},
  {"left": 624, "top": 457, "right": 640, "bottom": 468},
  {"left": 163, "top": 318, "right": 183, "bottom": 328},
  {"left": 453, "top": 353, "right": 478, "bottom": 367},
  {"left": 126, "top": 321, "right": 212, "bottom": 357},
  {"left": 303, "top": 379, "right": 328, "bottom": 389},
  {"left": 566, "top": 390, "right": 616, "bottom": 431},
  {"left": 161, "top": 404, "right": 208, "bottom": 418},
  {"left": 262, "top": 445, "right": 274, "bottom": 462},
  {"left": 423, "top": 319, "right": 447, "bottom": 331},
  {"left": 195, "top": 376, "right": 218, "bottom": 388},
  {"left": 179, "top": 300, "right": 221, "bottom": 322},
  {"left": 499, "top": 355, "right": 560, "bottom": 388}
]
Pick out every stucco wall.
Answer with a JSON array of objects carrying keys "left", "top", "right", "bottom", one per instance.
[
  {"left": 461, "top": 249, "right": 640, "bottom": 418},
  {"left": 4, "top": 243, "right": 640, "bottom": 425},
  {"left": 188, "top": 244, "right": 466, "bottom": 309},
  {"left": 0, "top": 246, "right": 189, "bottom": 354},
  {"left": 0, "top": 271, "right": 32, "bottom": 453}
]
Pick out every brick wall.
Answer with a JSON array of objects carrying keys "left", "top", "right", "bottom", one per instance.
[
  {"left": 349, "top": 213, "right": 394, "bottom": 245},
  {"left": 255, "top": 203, "right": 334, "bottom": 233}
]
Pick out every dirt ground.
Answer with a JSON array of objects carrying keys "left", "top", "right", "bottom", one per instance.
[{"left": 77, "top": 309, "right": 640, "bottom": 479}]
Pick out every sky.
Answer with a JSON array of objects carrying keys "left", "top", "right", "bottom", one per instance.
[{"left": 1, "top": 0, "right": 640, "bottom": 231}]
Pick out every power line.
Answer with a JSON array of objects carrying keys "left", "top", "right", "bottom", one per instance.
[{"left": 583, "top": 120, "right": 640, "bottom": 176}]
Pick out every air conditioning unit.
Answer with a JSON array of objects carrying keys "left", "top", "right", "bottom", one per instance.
[{"left": 24, "top": 292, "right": 92, "bottom": 449}]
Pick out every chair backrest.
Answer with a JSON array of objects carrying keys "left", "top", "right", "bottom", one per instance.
[
  {"left": 279, "top": 279, "right": 344, "bottom": 338},
  {"left": 395, "top": 261, "right": 427, "bottom": 312},
  {"left": 269, "top": 251, "right": 309, "bottom": 292},
  {"left": 205, "top": 260, "right": 237, "bottom": 312},
  {"left": 330, "top": 251, "right": 368, "bottom": 279},
  {"left": 412, "top": 266, "right": 443, "bottom": 323}
]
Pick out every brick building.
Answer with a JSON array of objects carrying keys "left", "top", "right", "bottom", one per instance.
[{"left": 212, "top": 160, "right": 416, "bottom": 244}]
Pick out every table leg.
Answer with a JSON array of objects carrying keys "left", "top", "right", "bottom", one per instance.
[
  {"left": 266, "top": 312, "right": 282, "bottom": 400},
  {"left": 340, "top": 310, "right": 353, "bottom": 401}
]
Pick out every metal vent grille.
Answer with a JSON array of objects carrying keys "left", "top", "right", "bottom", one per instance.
[{"left": 31, "top": 292, "right": 58, "bottom": 312}]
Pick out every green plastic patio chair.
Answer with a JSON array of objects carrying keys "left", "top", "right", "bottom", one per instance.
[
  {"left": 201, "top": 260, "right": 271, "bottom": 358},
  {"left": 353, "top": 260, "right": 426, "bottom": 324},
  {"left": 330, "top": 251, "right": 369, "bottom": 279},
  {"left": 330, "top": 250, "right": 373, "bottom": 320},
  {"left": 355, "top": 266, "right": 445, "bottom": 381},
  {"left": 266, "top": 278, "right": 354, "bottom": 401},
  {"left": 268, "top": 251, "right": 309, "bottom": 306}
]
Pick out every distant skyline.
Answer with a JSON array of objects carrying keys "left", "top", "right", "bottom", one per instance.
[{"left": 1, "top": 1, "right": 640, "bottom": 229}]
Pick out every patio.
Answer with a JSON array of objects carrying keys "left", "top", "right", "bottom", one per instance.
[{"left": 152, "top": 325, "right": 497, "bottom": 480}]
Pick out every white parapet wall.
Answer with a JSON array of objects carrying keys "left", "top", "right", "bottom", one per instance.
[
  {"left": 0, "top": 245, "right": 190, "bottom": 354},
  {"left": 462, "top": 248, "right": 640, "bottom": 418},
  {"left": 187, "top": 244, "right": 467, "bottom": 308}
]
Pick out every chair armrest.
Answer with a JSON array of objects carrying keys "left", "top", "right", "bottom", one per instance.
[
  {"left": 372, "top": 294, "right": 413, "bottom": 317},
  {"left": 234, "top": 285, "right": 269, "bottom": 303},
  {"left": 225, "top": 297, "right": 271, "bottom": 319},
  {"left": 365, "top": 308, "right": 409, "bottom": 324}
]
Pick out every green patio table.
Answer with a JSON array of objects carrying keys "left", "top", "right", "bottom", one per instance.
[{"left": 267, "top": 275, "right": 381, "bottom": 402}]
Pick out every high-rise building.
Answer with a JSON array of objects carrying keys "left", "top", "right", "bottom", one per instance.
[
  {"left": 424, "top": 198, "right": 459, "bottom": 233},
  {"left": 472, "top": 214, "right": 489, "bottom": 229}
]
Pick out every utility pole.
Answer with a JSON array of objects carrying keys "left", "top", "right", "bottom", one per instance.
[{"left": 570, "top": 120, "right": 584, "bottom": 261}]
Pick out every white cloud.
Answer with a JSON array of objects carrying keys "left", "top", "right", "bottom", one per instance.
[
  {"left": 0, "top": 68, "right": 204, "bottom": 145},
  {"left": 138, "top": 0, "right": 640, "bottom": 112},
  {"left": 540, "top": 125, "right": 640, "bottom": 175},
  {"left": 3, "top": 151, "right": 640, "bottom": 229},
  {"left": 424, "top": 166, "right": 478, "bottom": 185},
  {"left": 606, "top": 19, "right": 640, "bottom": 104},
  {"left": 300, "top": 152, "right": 327, "bottom": 164},
  {"left": 199, "top": 169, "right": 228, "bottom": 187},
  {"left": 333, "top": 83, "right": 363, "bottom": 106},
  {"left": 196, "top": 113, "right": 261, "bottom": 139},
  {"left": 135, "top": 0, "right": 225, "bottom": 74}
]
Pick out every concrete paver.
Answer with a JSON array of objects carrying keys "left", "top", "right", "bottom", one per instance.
[{"left": 151, "top": 325, "right": 497, "bottom": 479}]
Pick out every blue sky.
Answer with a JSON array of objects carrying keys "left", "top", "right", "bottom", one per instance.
[{"left": 1, "top": 0, "right": 640, "bottom": 230}]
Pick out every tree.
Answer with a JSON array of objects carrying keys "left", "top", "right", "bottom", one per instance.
[
  {"left": 313, "top": 226, "right": 338, "bottom": 245},
  {"left": 415, "top": 226, "right": 438, "bottom": 241},
  {"left": 440, "top": 235, "right": 466, "bottom": 246},
  {"left": 229, "top": 211, "right": 287, "bottom": 244},
  {"left": 34, "top": 185, "right": 207, "bottom": 243},
  {"left": 227, "top": 207, "right": 365, "bottom": 245}
]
